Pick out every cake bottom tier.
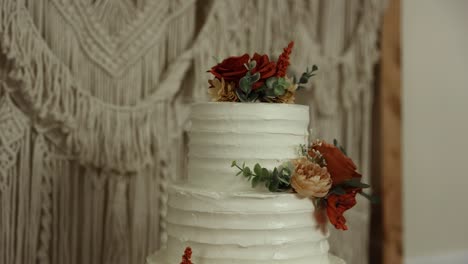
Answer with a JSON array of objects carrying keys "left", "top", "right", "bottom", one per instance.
[
  {"left": 162, "top": 184, "right": 332, "bottom": 264},
  {"left": 147, "top": 250, "right": 346, "bottom": 264}
]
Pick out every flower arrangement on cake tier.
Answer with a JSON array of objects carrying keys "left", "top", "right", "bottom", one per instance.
[
  {"left": 208, "top": 41, "right": 317, "bottom": 103},
  {"left": 232, "top": 139, "right": 376, "bottom": 232}
]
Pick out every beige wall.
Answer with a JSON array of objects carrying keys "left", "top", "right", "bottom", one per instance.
[{"left": 403, "top": 0, "right": 468, "bottom": 261}]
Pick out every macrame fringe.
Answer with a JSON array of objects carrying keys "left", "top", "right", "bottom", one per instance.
[
  {"left": 0, "top": 91, "right": 28, "bottom": 189},
  {"left": 0, "top": 0, "right": 196, "bottom": 172},
  {"left": 0, "top": 94, "right": 31, "bottom": 264}
]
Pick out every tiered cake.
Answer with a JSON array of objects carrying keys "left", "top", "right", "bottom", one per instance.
[{"left": 148, "top": 102, "right": 345, "bottom": 264}]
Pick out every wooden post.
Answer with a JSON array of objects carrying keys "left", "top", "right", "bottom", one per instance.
[{"left": 378, "top": 0, "right": 402, "bottom": 263}]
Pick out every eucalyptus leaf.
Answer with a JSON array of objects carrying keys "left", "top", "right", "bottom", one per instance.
[
  {"left": 278, "top": 175, "right": 290, "bottom": 185},
  {"left": 252, "top": 176, "right": 260, "bottom": 188},
  {"left": 344, "top": 178, "right": 370, "bottom": 189},
  {"left": 269, "top": 174, "right": 280, "bottom": 192},
  {"left": 247, "top": 92, "right": 259, "bottom": 102},
  {"left": 250, "top": 72, "right": 261, "bottom": 83},
  {"left": 248, "top": 60, "right": 257, "bottom": 70},
  {"left": 333, "top": 138, "right": 347, "bottom": 155},
  {"left": 236, "top": 89, "right": 248, "bottom": 102},
  {"left": 272, "top": 167, "right": 278, "bottom": 177},
  {"left": 274, "top": 86, "right": 285, "bottom": 96},
  {"left": 339, "top": 146, "right": 347, "bottom": 155},
  {"left": 254, "top": 163, "right": 262, "bottom": 176},
  {"left": 330, "top": 186, "right": 346, "bottom": 195},
  {"left": 277, "top": 77, "right": 288, "bottom": 86},
  {"left": 243, "top": 167, "right": 251, "bottom": 177},
  {"left": 231, "top": 160, "right": 237, "bottom": 167},
  {"left": 239, "top": 77, "right": 252, "bottom": 94},
  {"left": 265, "top": 89, "right": 276, "bottom": 97},
  {"left": 359, "top": 192, "right": 380, "bottom": 204},
  {"left": 266, "top": 77, "right": 277, "bottom": 89},
  {"left": 261, "top": 168, "right": 270, "bottom": 180}
]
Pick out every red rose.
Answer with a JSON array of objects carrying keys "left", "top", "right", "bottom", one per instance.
[
  {"left": 251, "top": 53, "right": 277, "bottom": 90},
  {"left": 311, "top": 141, "right": 361, "bottom": 186},
  {"left": 326, "top": 189, "right": 358, "bottom": 230},
  {"left": 209, "top": 54, "right": 250, "bottom": 83}
]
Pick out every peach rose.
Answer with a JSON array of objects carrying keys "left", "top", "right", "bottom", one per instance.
[{"left": 290, "top": 157, "right": 332, "bottom": 198}]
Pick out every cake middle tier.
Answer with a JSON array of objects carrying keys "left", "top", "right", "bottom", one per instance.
[
  {"left": 187, "top": 102, "right": 309, "bottom": 191},
  {"left": 166, "top": 184, "right": 330, "bottom": 264}
]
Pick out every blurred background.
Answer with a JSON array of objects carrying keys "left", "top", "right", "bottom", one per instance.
[
  {"left": 0, "top": 0, "right": 467, "bottom": 264},
  {"left": 403, "top": 0, "right": 468, "bottom": 263}
]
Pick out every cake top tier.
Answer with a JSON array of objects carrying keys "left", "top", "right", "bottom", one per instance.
[
  {"left": 190, "top": 102, "right": 309, "bottom": 126},
  {"left": 187, "top": 102, "right": 310, "bottom": 192}
]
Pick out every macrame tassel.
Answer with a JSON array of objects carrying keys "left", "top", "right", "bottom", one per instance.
[
  {"left": 79, "top": 167, "right": 107, "bottom": 264},
  {"left": 103, "top": 174, "right": 130, "bottom": 264},
  {"left": 158, "top": 159, "right": 169, "bottom": 247},
  {"left": 0, "top": 91, "right": 31, "bottom": 264},
  {"left": 34, "top": 134, "right": 52, "bottom": 264}
]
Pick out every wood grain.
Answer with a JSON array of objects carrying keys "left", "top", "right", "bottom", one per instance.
[{"left": 379, "top": 0, "right": 402, "bottom": 263}]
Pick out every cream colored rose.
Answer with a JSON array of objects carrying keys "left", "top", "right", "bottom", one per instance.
[{"left": 291, "top": 157, "right": 332, "bottom": 198}]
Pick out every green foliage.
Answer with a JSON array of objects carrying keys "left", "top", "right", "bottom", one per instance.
[
  {"left": 329, "top": 186, "right": 346, "bottom": 195},
  {"left": 343, "top": 178, "right": 370, "bottom": 189},
  {"left": 236, "top": 61, "right": 261, "bottom": 102},
  {"left": 296, "top": 65, "right": 318, "bottom": 90},
  {"left": 359, "top": 191, "right": 380, "bottom": 204},
  {"left": 333, "top": 138, "right": 347, "bottom": 155},
  {"left": 239, "top": 72, "right": 260, "bottom": 94},
  {"left": 263, "top": 77, "right": 289, "bottom": 97},
  {"left": 231, "top": 161, "right": 293, "bottom": 192}
]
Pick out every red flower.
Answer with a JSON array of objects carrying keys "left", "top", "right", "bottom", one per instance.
[
  {"left": 180, "top": 247, "right": 193, "bottom": 264},
  {"left": 251, "top": 53, "right": 277, "bottom": 90},
  {"left": 276, "top": 41, "right": 294, "bottom": 77},
  {"left": 209, "top": 54, "right": 250, "bottom": 83},
  {"left": 326, "top": 189, "right": 359, "bottom": 230},
  {"left": 311, "top": 141, "right": 361, "bottom": 186},
  {"left": 314, "top": 203, "right": 329, "bottom": 235}
]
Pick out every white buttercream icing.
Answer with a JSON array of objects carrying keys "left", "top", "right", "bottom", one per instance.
[
  {"left": 187, "top": 102, "right": 310, "bottom": 191},
  {"left": 157, "top": 103, "right": 331, "bottom": 264},
  {"left": 165, "top": 184, "right": 330, "bottom": 264}
]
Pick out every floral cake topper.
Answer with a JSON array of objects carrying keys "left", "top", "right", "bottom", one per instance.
[
  {"left": 208, "top": 41, "right": 317, "bottom": 103},
  {"left": 232, "top": 139, "right": 376, "bottom": 232}
]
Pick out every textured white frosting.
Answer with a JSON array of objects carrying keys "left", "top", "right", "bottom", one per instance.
[
  {"left": 156, "top": 102, "right": 331, "bottom": 264},
  {"left": 148, "top": 251, "right": 345, "bottom": 264},
  {"left": 166, "top": 184, "right": 330, "bottom": 264},
  {"left": 187, "top": 102, "right": 310, "bottom": 191}
]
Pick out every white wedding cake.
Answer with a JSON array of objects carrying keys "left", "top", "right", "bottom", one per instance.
[{"left": 147, "top": 102, "right": 345, "bottom": 264}]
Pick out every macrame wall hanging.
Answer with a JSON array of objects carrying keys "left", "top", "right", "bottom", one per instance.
[{"left": 0, "top": 1, "right": 386, "bottom": 264}]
